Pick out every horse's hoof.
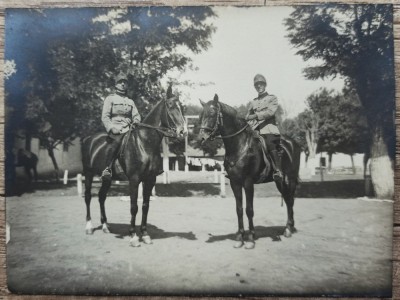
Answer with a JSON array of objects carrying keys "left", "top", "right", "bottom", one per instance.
[
  {"left": 284, "top": 228, "right": 292, "bottom": 238},
  {"left": 85, "top": 221, "right": 94, "bottom": 235},
  {"left": 102, "top": 223, "right": 110, "bottom": 233},
  {"left": 244, "top": 241, "right": 255, "bottom": 249},
  {"left": 233, "top": 240, "right": 244, "bottom": 248},
  {"left": 142, "top": 235, "right": 153, "bottom": 245},
  {"left": 130, "top": 235, "right": 141, "bottom": 247}
]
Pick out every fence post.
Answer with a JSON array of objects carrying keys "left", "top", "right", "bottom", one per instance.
[
  {"left": 220, "top": 171, "right": 226, "bottom": 197},
  {"left": 175, "top": 160, "right": 179, "bottom": 171},
  {"left": 63, "top": 170, "right": 69, "bottom": 185},
  {"left": 214, "top": 169, "right": 219, "bottom": 183},
  {"left": 77, "top": 174, "right": 83, "bottom": 196}
]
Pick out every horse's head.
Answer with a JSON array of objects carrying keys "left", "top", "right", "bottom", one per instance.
[
  {"left": 162, "top": 88, "right": 187, "bottom": 139},
  {"left": 198, "top": 94, "right": 221, "bottom": 144}
]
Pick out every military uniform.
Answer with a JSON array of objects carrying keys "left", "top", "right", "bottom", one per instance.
[
  {"left": 246, "top": 91, "right": 280, "bottom": 135},
  {"left": 246, "top": 79, "right": 282, "bottom": 181},
  {"left": 102, "top": 93, "right": 141, "bottom": 134},
  {"left": 101, "top": 75, "right": 141, "bottom": 180}
]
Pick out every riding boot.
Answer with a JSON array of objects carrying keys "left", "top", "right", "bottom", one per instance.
[
  {"left": 102, "top": 140, "right": 119, "bottom": 181},
  {"left": 270, "top": 150, "right": 283, "bottom": 183}
]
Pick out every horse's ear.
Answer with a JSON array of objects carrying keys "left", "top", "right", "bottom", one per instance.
[
  {"left": 199, "top": 99, "right": 206, "bottom": 107},
  {"left": 166, "top": 84, "right": 173, "bottom": 99},
  {"left": 213, "top": 94, "right": 219, "bottom": 103}
]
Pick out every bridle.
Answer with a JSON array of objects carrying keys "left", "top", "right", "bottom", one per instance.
[
  {"left": 200, "top": 103, "right": 249, "bottom": 141},
  {"left": 136, "top": 98, "right": 184, "bottom": 138}
]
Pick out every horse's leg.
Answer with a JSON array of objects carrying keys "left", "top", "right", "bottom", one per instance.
[
  {"left": 98, "top": 177, "right": 112, "bottom": 233},
  {"left": 24, "top": 166, "right": 32, "bottom": 184},
  {"left": 244, "top": 177, "right": 255, "bottom": 249},
  {"left": 140, "top": 177, "right": 156, "bottom": 245},
  {"left": 282, "top": 177, "right": 296, "bottom": 238},
  {"left": 33, "top": 165, "right": 38, "bottom": 182},
  {"left": 230, "top": 180, "right": 245, "bottom": 248},
  {"left": 84, "top": 172, "right": 95, "bottom": 234},
  {"left": 128, "top": 176, "right": 141, "bottom": 247}
]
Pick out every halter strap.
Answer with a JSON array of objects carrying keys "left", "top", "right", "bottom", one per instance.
[
  {"left": 134, "top": 99, "right": 180, "bottom": 138},
  {"left": 200, "top": 103, "right": 249, "bottom": 140}
]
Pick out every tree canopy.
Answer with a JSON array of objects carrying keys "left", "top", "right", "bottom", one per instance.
[
  {"left": 6, "top": 7, "right": 216, "bottom": 176},
  {"left": 285, "top": 4, "right": 395, "bottom": 158}
]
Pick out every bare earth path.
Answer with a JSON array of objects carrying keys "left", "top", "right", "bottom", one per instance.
[{"left": 6, "top": 192, "right": 392, "bottom": 297}]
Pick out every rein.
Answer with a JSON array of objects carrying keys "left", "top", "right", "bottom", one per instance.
[
  {"left": 136, "top": 123, "right": 177, "bottom": 138},
  {"left": 135, "top": 99, "right": 180, "bottom": 138},
  {"left": 200, "top": 103, "right": 249, "bottom": 140}
]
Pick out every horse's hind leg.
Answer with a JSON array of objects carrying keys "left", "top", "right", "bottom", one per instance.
[
  {"left": 84, "top": 172, "right": 95, "bottom": 234},
  {"left": 140, "top": 177, "right": 156, "bottom": 245},
  {"left": 230, "top": 180, "right": 245, "bottom": 248},
  {"left": 128, "top": 176, "right": 140, "bottom": 247},
  {"left": 33, "top": 165, "right": 38, "bottom": 182},
  {"left": 281, "top": 177, "right": 297, "bottom": 238},
  {"left": 244, "top": 177, "right": 255, "bottom": 249},
  {"left": 98, "top": 178, "right": 112, "bottom": 233}
]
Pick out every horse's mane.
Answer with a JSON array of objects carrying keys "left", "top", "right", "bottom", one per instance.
[
  {"left": 219, "top": 102, "right": 248, "bottom": 128},
  {"left": 143, "top": 99, "right": 164, "bottom": 122}
]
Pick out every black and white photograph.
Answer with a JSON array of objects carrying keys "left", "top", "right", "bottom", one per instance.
[{"left": 4, "top": 4, "right": 395, "bottom": 296}]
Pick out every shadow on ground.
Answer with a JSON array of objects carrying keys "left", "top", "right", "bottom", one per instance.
[
  {"left": 295, "top": 180, "right": 367, "bottom": 198},
  {"left": 206, "top": 226, "right": 286, "bottom": 243},
  {"left": 8, "top": 178, "right": 369, "bottom": 199},
  {"left": 94, "top": 223, "right": 197, "bottom": 241}
]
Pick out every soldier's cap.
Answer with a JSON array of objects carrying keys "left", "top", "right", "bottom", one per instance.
[
  {"left": 254, "top": 74, "right": 267, "bottom": 85},
  {"left": 115, "top": 74, "right": 128, "bottom": 83}
]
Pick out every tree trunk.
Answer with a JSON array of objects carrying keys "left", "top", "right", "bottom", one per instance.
[
  {"left": 305, "top": 130, "right": 317, "bottom": 158},
  {"left": 328, "top": 153, "right": 333, "bottom": 171},
  {"left": 369, "top": 126, "right": 394, "bottom": 199},
  {"left": 47, "top": 147, "right": 60, "bottom": 182},
  {"left": 350, "top": 154, "right": 356, "bottom": 174}
]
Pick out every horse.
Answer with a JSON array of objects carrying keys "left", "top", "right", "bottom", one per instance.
[
  {"left": 16, "top": 149, "right": 39, "bottom": 182},
  {"left": 81, "top": 93, "right": 187, "bottom": 247},
  {"left": 198, "top": 94, "right": 301, "bottom": 249}
]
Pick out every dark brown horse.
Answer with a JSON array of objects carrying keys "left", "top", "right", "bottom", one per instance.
[
  {"left": 82, "top": 95, "right": 186, "bottom": 247},
  {"left": 199, "top": 95, "right": 301, "bottom": 249}
]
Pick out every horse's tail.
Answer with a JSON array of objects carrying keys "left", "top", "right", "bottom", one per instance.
[{"left": 281, "top": 136, "right": 302, "bottom": 184}]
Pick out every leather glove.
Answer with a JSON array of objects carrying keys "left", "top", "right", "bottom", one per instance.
[
  {"left": 246, "top": 114, "right": 257, "bottom": 121},
  {"left": 110, "top": 127, "right": 120, "bottom": 135}
]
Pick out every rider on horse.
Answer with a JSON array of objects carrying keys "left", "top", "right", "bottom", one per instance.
[
  {"left": 101, "top": 73, "right": 141, "bottom": 180},
  {"left": 245, "top": 73, "right": 283, "bottom": 182}
]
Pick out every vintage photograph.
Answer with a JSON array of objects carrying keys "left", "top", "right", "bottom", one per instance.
[{"left": 4, "top": 4, "right": 395, "bottom": 296}]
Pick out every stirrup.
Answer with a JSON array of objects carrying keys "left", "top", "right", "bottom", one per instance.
[{"left": 101, "top": 167, "right": 112, "bottom": 180}]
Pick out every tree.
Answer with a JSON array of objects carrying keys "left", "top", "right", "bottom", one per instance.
[
  {"left": 280, "top": 117, "right": 307, "bottom": 152},
  {"left": 18, "top": 7, "right": 215, "bottom": 178},
  {"left": 285, "top": 5, "right": 395, "bottom": 198},
  {"left": 184, "top": 104, "right": 203, "bottom": 116},
  {"left": 293, "top": 89, "right": 335, "bottom": 159},
  {"left": 317, "top": 91, "right": 369, "bottom": 172}
]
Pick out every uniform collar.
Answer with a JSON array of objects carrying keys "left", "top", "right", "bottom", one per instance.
[
  {"left": 115, "top": 90, "right": 126, "bottom": 96},
  {"left": 255, "top": 91, "right": 269, "bottom": 100}
]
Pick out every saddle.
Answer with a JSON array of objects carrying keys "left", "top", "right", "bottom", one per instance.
[
  {"left": 252, "top": 131, "right": 283, "bottom": 184},
  {"left": 106, "top": 130, "right": 133, "bottom": 175},
  {"left": 252, "top": 132, "right": 271, "bottom": 184}
]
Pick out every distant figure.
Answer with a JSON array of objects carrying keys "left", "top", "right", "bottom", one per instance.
[{"left": 16, "top": 149, "right": 38, "bottom": 182}]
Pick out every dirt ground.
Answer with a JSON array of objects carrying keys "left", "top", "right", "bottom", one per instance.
[{"left": 5, "top": 179, "right": 393, "bottom": 297}]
